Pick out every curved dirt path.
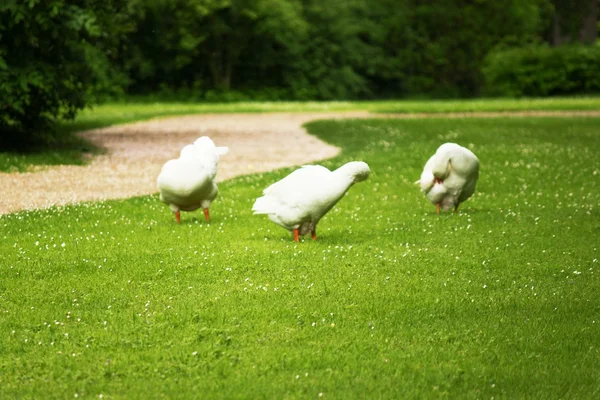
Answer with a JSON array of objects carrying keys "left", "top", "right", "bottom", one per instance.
[{"left": 1, "top": 110, "right": 599, "bottom": 215}]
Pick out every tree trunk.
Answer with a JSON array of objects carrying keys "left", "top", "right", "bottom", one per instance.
[
  {"left": 223, "top": 61, "right": 232, "bottom": 90},
  {"left": 551, "top": 0, "right": 598, "bottom": 46},
  {"left": 551, "top": 14, "right": 567, "bottom": 46},
  {"left": 209, "top": 43, "right": 233, "bottom": 90},
  {"left": 578, "top": 0, "right": 598, "bottom": 44},
  {"left": 209, "top": 51, "right": 222, "bottom": 89}
]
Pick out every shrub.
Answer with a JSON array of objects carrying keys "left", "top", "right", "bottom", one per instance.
[
  {"left": 0, "top": 0, "right": 130, "bottom": 148},
  {"left": 482, "top": 45, "right": 600, "bottom": 97}
]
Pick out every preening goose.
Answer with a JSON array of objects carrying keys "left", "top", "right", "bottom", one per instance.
[
  {"left": 252, "top": 161, "right": 370, "bottom": 242},
  {"left": 157, "top": 136, "right": 228, "bottom": 223},
  {"left": 417, "top": 143, "right": 479, "bottom": 213}
]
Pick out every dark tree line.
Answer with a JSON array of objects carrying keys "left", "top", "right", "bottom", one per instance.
[
  {"left": 1, "top": 0, "right": 598, "bottom": 144},
  {"left": 118, "top": 0, "right": 547, "bottom": 99}
]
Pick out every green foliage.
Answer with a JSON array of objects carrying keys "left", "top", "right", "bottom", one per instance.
[
  {"left": 482, "top": 44, "right": 600, "bottom": 96},
  {"left": 1, "top": 117, "right": 599, "bottom": 397},
  {"left": 122, "top": 0, "right": 549, "bottom": 99},
  {"left": 122, "top": 0, "right": 308, "bottom": 95},
  {"left": 286, "top": 0, "right": 387, "bottom": 99},
  {"left": 0, "top": 0, "right": 131, "bottom": 148},
  {"left": 385, "top": 0, "right": 547, "bottom": 97}
]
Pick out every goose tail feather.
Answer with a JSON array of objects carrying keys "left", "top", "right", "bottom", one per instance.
[{"left": 252, "top": 196, "right": 278, "bottom": 215}]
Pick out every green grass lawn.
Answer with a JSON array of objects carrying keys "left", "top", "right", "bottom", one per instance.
[
  {"left": 2, "top": 117, "right": 600, "bottom": 398},
  {"left": 70, "top": 95, "right": 600, "bottom": 117},
  {"left": 2, "top": 96, "right": 600, "bottom": 172}
]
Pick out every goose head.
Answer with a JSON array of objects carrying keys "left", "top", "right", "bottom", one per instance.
[
  {"left": 335, "top": 161, "right": 371, "bottom": 184},
  {"left": 194, "top": 136, "right": 229, "bottom": 156}
]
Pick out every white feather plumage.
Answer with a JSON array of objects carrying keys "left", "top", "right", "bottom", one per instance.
[
  {"left": 252, "top": 161, "right": 370, "bottom": 240},
  {"left": 157, "top": 136, "right": 228, "bottom": 222},
  {"left": 417, "top": 143, "right": 479, "bottom": 212}
]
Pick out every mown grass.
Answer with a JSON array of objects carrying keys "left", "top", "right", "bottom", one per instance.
[
  {"left": 1, "top": 117, "right": 600, "bottom": 399},
  {"left": 2, "top": 96, "right": 600, "bottom": 172},
  {"left": 72, "top": 95, "right": 600, "bottom": 115}
]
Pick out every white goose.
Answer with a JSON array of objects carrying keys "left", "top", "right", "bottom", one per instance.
[
  {"left": 417, "top": 143, "right": 479, "bottom": 213},
  {"left": 252, "top": 161, "right": 370, "bottom": 242},
  {"left": 157, "top": 136, "right": 229, "bottom": 223}
]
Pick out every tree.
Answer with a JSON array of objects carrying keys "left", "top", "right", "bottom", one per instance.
[
  {"left": 120, "top": 0, "right": 555, "bottom": 99},
  {"left": 384, "top": 0, "right": 547, "bottom": 96},
  {"left": 0, "top": 0, "right": 132, "bottom": 147},
  {"left": 123, "top": 0, "right": 307, "bottom": 94}
]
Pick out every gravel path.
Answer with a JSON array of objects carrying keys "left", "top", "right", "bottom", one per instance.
[{"left": 1, "top": 110, "right": 598, "bottom": 215}]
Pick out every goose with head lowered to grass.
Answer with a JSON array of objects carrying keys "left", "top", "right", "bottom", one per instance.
[
  {"left": 252, "top": 161, "right": 370, "bottom": 242},
  {"left": 417, "top": 142, "right": 479, "bottom": 214},
  {"left": 157, "top": 136, "right": 228, "bottom": 223}
]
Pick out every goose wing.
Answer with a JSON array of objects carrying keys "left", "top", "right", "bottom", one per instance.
[{"left": 253, "top": 165, "right": 331, "bottom": 214}]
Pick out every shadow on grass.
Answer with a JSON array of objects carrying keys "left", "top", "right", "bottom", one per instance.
[
  {"left": 0, "top": 126, "right": 102, "bottom": 173},
  {"left": 0, "top": 109, "right": 167, "bottom": 173}
]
